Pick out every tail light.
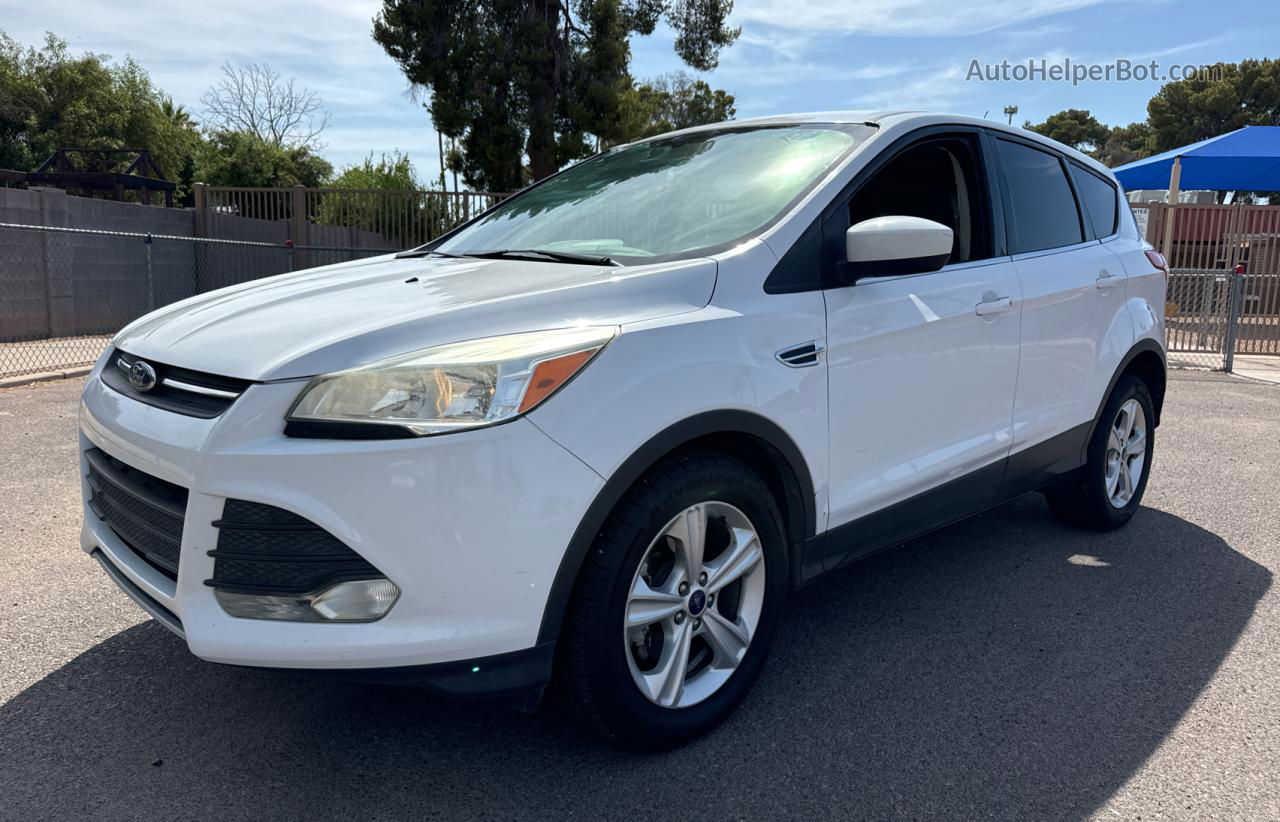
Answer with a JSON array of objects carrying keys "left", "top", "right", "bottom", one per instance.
[{"left": 1145, "top": 250, "right": 1169, "bottom": 282}]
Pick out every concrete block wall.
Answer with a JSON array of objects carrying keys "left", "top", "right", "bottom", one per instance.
[
  {"left": 1, "top": 188, "right": 200, "bottom": 339},
  {"left": 1, "top": 185, "right": 410, "bottom": 343}
]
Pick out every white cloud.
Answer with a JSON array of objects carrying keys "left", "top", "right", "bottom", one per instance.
[
  {"left": 716, "top": 55, "right": 920, "bottom": 88},
  {"left": 847, "top": 64, "right": 971, "bottom": 109},
  {"left": 995, "top": 23, "right": 1074, "bottom": 46},
  {"left": 732, "top": 0, "right": 1111, "bottom": 36},
  {"left": 1130, "top": 34, "right": 1232, "bottom": 61}
]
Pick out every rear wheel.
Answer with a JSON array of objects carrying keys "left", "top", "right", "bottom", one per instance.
[
  {"left": 1045, "top": 375, "right": 1155, "bottom": 530},
  {"left": 560, "top": 450, "right": 787, "bottom": 750}
]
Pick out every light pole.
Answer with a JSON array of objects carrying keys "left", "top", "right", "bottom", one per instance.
[{"left": 1003, "top": 105, "right": 1018, "bottom": 125}]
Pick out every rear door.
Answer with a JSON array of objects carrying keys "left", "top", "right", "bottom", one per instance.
[
  {"left": 822, "top": 131, "right": 1021, "bottom": 567},
  {"left": 994, "top": 136, "right": 1134, "bottom": 491}
]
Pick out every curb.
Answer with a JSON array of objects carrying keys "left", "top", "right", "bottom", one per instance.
[{"left": 0, "top": 366, "right": 93, "bottom": 389}]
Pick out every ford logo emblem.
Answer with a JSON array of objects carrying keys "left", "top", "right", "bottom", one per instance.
[{"left": 127, "top": 360, "right": 158, "bottom": 392}]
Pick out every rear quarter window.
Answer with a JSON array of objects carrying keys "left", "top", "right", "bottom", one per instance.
[{"left": 1069, "top": 163, "right": 1120, "bottom": 239}]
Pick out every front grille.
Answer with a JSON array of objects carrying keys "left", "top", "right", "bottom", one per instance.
[
  {"left": 206, "top": 500, "right": 382, "bottom": 595},
  {"left": 101, "top": 349, "right": 252, "bottom": 419},
  {"left": 85, "top": 448, "right": 188, "bottom": 579}
]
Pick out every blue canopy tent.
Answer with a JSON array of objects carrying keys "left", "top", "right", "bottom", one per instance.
[
  {"left": 1113, "top": 126, "right": 1280, "bottom": 192},
  {"left": 1114, "top": 126, "right": 1280, "bottom": 259}
]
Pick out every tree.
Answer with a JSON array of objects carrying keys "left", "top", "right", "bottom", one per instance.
[
  {"left": 372, "top": 0, "right": 739, "bottom": 191},
  {"left": 614, "top": 71, "right": 735, "bottom": 143},
  {"left": 329, "top": 150, "right": 419, "bottom": 190},
  {"left": 1094, "top": 122, "right": 1154, "bottom": 167},
  {"left": 199, "top": 61, "right": 330, "bottom": 150},
  {"left": 0, "top": 32, "right": 201, "bottom": 200},
  {"left": 1024, "top": 108, "right": 1110, "bottom": 154},
  {"left": 1147, "top": 59, "right": 1280, "bottom": 151},
  {"left": 193, "top": 130, "right": 332, "bottom": 188},
  {"left": 1023, "top": 109, "right": 1156, "bottom": 168}
]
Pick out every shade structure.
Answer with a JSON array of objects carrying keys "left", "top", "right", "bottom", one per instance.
[{"left": 1112, "top": 126, "right": 1280, "bottom": 192}]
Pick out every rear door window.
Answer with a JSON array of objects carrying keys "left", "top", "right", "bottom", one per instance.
[
  {"left": 1069, "top": 163, "right": 1120, "bottom": 239},
  {"left": 996, "top": 139, "right": 1084, "bottom": 254}
]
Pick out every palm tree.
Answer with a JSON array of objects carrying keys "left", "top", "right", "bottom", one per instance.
[{"left": 160, "top": 95, "right": 194, "bottom": 130}]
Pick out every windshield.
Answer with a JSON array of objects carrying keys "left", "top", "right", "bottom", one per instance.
[{"left": 433, "top": 124, "right": 874, "bottom": 264}]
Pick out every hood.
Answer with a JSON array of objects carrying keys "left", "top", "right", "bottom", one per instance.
[{"left": 112, "top": 253, "right": 718, "bottom": 380}]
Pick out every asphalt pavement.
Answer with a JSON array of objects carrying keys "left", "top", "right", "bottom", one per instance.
[{"left": 1, "top": 373, "right": 1278, "bottom": 820}]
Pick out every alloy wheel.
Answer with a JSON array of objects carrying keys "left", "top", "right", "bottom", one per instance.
[
  {"left": 623, "top": 501, "right": 766, "bottom": 708},
  {"left": 1105, "top": 398, "right": 1147, "bottom": 508}
]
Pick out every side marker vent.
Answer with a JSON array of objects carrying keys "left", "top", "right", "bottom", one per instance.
[{"left": 775, "top": 341, "right": 825, "bottom": 368}]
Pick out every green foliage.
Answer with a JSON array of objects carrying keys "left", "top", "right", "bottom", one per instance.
[
  {"left": 1025, "top": 108, "right": 1155, "bottom": 168},
  {"left": 614, "top": 71, "right": 735, "bottom": 143},
  {"left": 373, "top": 0, "right": 739, "bottom": 191},
  {"left": 1147, "top": 59, "right": 1280, "bottom": 151},
  {"left": 1094, "top": 122, "right": 1155, "bottom": 168},
  {"left": 329, "top": 150, "right": 419, "bottom": 190},
  {"left": 313, "top": 151, "right": 448, "bottom": 246},
  {"left": 0, "top": 31, "right": 201, "bottom": 200},
  {"left": 1024, "top": 108, "right": 1110, "bottom": 153},
  {"left": 193, "top": 130, "right": 332, "bottom": 188}
]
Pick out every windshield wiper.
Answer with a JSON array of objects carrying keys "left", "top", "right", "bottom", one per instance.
[
  {"left": 395, "top": 248, "right": 464, "bottom": 259},
  {"left": 463, "top": 249, "right": 619, "bottom": 266}
]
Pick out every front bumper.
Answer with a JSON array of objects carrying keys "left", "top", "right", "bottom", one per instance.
[{"left": 78, "top": 354, "right": 603, "bottom": 684}]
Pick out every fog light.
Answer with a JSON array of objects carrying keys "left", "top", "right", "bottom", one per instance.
[
  {"left": 310, "top": 578, "right": 400, "bottom": 620},
  {"left": 215, "top": 578, "right": 400, "bottom": 622}
]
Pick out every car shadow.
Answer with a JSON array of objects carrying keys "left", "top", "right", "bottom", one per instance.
[{"left": 1, "top": 496, "right": 1269, "bottom": 820}]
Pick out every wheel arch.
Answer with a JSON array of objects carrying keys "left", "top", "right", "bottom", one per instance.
[
  {"left": 536, "top": 410, "right": 816, "bottom": 645},
  {"left": 1084, "top": 338, "right": 1167, "bottom": 461},
  {"left": 1122, "top": 347, "right": 1167, "bottom": 424}
]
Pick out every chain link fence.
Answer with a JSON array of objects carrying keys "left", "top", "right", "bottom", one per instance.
[{"left": 1, "top": 222, "right": 391, "bottom": 379}]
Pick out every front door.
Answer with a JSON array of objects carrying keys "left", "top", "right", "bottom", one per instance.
[{"left": 822, "top": 134, "right": 1021, "bottom": 569}]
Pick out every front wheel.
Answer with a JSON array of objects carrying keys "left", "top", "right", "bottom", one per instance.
[
  {"left": 1046, "top": 375, "right": 1156, "bottom": 530},
  {"left": 560, "top": 450, "right": 788, "bottom": 750}
]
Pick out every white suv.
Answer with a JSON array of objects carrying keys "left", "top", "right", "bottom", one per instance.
[{"left": 79, "top": 112, "right": 1167, "bottom": 749}]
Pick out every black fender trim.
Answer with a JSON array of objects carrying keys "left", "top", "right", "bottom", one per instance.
[
  {"left": 535, "top": 410, "right": 817, "bottom": 645},
  {"left": 1083, "top": 338, "right": 1167, "bottom": 462}
]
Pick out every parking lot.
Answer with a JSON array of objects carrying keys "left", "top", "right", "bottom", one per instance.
[{"left": 2, "top": 373, "right": 1277, "bottom": 820}]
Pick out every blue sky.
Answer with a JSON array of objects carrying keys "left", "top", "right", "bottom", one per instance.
[{"left": 2, "top": 0, "right": 1274, "bottom": 178}]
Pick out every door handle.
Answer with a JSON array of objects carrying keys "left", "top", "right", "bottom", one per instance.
[
  {"left": 975, "top": 296, "right": 1013, "bottom": 316},
  {"left": 1096, "top": 270, "right": 1117, "bottom": 289}
]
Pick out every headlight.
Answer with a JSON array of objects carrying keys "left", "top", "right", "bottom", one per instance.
[{"left": 286, "top": 326, "right": 617, "bottom": 436}]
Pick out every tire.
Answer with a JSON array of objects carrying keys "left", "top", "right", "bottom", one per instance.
[
  {"left": 1045, "top": 375, "right": 1156, "bottom": 531},
  {"left": 560, "top": 449, "right": 788, "bottom": 750}
]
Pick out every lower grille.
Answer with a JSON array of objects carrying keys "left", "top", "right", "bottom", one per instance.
[
  {"left": 85, "top": 448, "right": 188, "bottom": 579},
  {"left": 206, "top": 500, "right": 382, "bottom": 595}
]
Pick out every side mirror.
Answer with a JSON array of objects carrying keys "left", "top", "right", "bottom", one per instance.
[{"left": 839, "top": 216, "right": 953, "bottom": 284}]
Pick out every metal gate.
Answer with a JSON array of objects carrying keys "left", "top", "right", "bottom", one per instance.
[
  {"left": 1235, "top": 267, "right": 1280, "bottom": 355},
  {"left": 1165, "top": 268, "right": 1235, "bottom": 370}
]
